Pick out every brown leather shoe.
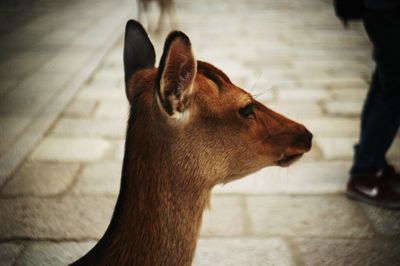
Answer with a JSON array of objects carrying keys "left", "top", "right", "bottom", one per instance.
[{"left": 346, "top": 165, "right": 400, "bottom": 210}]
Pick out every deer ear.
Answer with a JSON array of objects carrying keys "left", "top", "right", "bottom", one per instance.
[
  {"left": 123, "top": 20, "right": 155, "bottom": 98},
  {"left": 156, "top": 31, "right": 197, "bottom": 116}
]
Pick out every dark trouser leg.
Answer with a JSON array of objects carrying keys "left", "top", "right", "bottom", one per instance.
[{"left": 350, "top": 7, "right": 400, "bottom": 176}]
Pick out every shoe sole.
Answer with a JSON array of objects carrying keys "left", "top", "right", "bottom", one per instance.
[{"left": 346, "top": 190, "right": 400, "bottom": 210}]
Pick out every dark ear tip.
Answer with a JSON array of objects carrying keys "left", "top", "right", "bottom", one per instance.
[
  {"left": 125, "top": 20, "right": 146, "bottom": 34},
  {"left": 165, "top": 31, "right": 191, "bottom": 46}
]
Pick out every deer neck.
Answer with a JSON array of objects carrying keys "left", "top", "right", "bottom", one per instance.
[{"left": 76, "top": 119, "right": 210, "bottom": 266}]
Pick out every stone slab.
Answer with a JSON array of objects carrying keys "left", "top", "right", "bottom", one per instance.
[
  {"left": 91, "top": 68, "right": 123, "bottom": 84},
  {"left": 200, "top": 196, "right": 245, "bottom": 237},
  {"left": 330, "top": 88, "right": 368, "bottom": 101},
  {"left": 0, "top": 243, "right": 24, "bottom": 266},
  {"left": 0, "top": 0, "right": 132, "bottom": 183},
  {"left": 16, "top": 241, "right": 96, "bottom": 266},
  {"left": 85, "top": 72, "right": 120, "bottom": 90},
  {"left": 316, "top": 137, "right": 356, "bottom": 160},
  {"left": 213, "top": 161, "right": 350, "bottom": 194},
  {"left": 387, "top": 136, "right": 400, "bottom": 168},
  {"left": 301, "top": 118, "right": 359, "bottom": 137},
  {"left": 267, "top": 102, "right": 323, "bottom": 119},
  {"left": 324, "top": 101, "right": 363, "bottom": 117},
  {"left": 193, "top": 238, "right": 294, "bottom": 266},
  {"left": 72, "top": 162, "right": 122, "bottom": 195},
  {"left": 63, "top": 99, "right": 97, "bottom": 118},
  {"left": 295, "top": 238, "right": 400, "bottom": 266},
  {"left": 30, "top": 137, "right": 110, "bottom": 162},
  {"left": 77, "top": 88, "right": 126, "bottom": 101},
  {"left": 0, "top": 88, "right": 56, "bottom": 116},
  {"left": 51, "top": 118, "right": 126, "bottom": 138},
  {"left": 277, "top": 88, "right": 331, "bottom": 102},
  {"left": 94, "top": 102, "right": 129, "bottom": 119},
  {"left": 0, "top": 116, "right": 31, "bottom": 154},
  {"left": 1, "top": 162, "right": 79, "bottom": 196},
  {"left": 0, "top": 196, "right": 115, "bottom": 239},
  {"left": 246, "top": 195, "right": 373, "bottom": 238},
  {"left": 114, "top": 140, "right": 125, "bottom": 161},
  {"left": 361, "top": 204, "right": 400, "bottom": 236}
]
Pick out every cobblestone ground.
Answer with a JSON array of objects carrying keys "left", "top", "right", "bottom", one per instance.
[{"left": 1, "top": 0, "right": 400, "bottom": 265}]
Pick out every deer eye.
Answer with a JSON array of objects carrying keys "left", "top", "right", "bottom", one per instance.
[{"left": 239, "top": 104, "right": 255, "bottom": 118}]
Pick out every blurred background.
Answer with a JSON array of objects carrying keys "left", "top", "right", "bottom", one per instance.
[{"left": 0, "top": 0, "right": 399, "bottom": 265}]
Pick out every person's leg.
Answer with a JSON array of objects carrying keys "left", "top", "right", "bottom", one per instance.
[
  {"left": 350, "top": 7, "right": 400, "bottom": 176},
  {"left": 360, "top": 70, "right": 379, "bottom": 135},
  {"left": 351, "top": 70, "right": 380, "bottom": 175}
]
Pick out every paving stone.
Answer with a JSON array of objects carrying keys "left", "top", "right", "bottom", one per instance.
[
  {"left": 267, "top": 102, "right": 323, "bottom": 119},
  {"left": 0, "top": 53, "right": 46, "bottom": 79},
  {"left": 40, "top": 28, "right": 83, "bottom": 47},
  {"left": 0, "top": 196, "right": 115, "bottom": 239},
  {"left": 114, "top": 140, "right": 125, "bottom": 161},
  {"left": 0, "top": 116, "right": 31, "bottom": 154},
  {"left": 0, "top": 243, "right": 24, "bottom": 266},
  {"left": 72, "top": 162, "right": 122, "bottom": 195},
  {"left": 30, "top": 137, "right": 110, "bottom": 162},
  {"left": 387, "top": 136, "right": 400, "bottom": 168},
  {"left": 301, "top": 144, "right": 323, "bottom": 161},
  {"left": 213, "top": 161, "right": 350, "bottom": 194},
  {"left": 324, "top": 101, "right": 363, "bottom": 117},
  {"left": 193, "top": 238, "right": 294, "bottom": 266},
  {"left": 330, "top": 88, "right": 368, "bottom": 101},
  {"left": 247, "top": 195, "right": 373, "bottom": 237},
  {"left": 63, "top": 99, "right": 96, "bottom": 118},
  {"left": 300, "top": 79, "right": 367, "bottom": 90},
  {"left": 86, "top": 73, "right": 120, "bottom": 90},
  {"left": 316, "top": 137, "right": 356, "bottom": 160},
  {"left": 277, "top": 88, "right": 331, "bottom": 102},
  {"left": 2, "top": 162, "right": 79, "bottom": 196},
  {"left": 94, "top": 102, "right": 129, "bottom": 118},
  {"left": 256, "top": 70, "right": 296, "bottom": 83},
  {"left": 302, "top": 117, "right": 359, "bottom": 137},
  {"left": 16, "top": 70, "right": 69, "bottom": 93},
  {"left": 0, "top": 0, "right": 131, "bottom": 179},
  {"left": 293, "top": 60, "right": 367, "bottom": 72},
  {"left": 295, "top": 238, "right": 400, "bottom": 266},
  {"left": 51, "top": 118, "right": 125, "bottom": 138},
  {"left": 212, "top": 61, "right": 256, "bottom": 87},
  {"left": 0, "top": 78, "right": 18, "bottom": 97},
  {"left": 77, "top": 88, "right": 126, "bottom": 101},
  {"left": 91, "top": 68, "right": 124, "bottom": 84},
  {"left": 16, "top": 241, "right": 96, "bottom": 266},
  {"left": 361, "top": 204, "right": 400, "bottom": 236},
  {"left": 200, "top": 196, "right": 245, "bottom": 237},
  {"left": 41, "top": 50, "right": 91, "bottom": 73},
  {"left": 293, "top": 70, "right": 335, "bottom": 82}
]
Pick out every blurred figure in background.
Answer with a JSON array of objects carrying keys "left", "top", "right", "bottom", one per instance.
[
  {"left": 334, "top": 0, "right": 400, "bottom": 210},
  {"left": 137, "top": 0, "right": 177, "bottom": 34}
]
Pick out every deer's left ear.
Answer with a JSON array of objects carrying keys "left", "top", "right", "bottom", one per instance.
[{"left": 156, "top": 31, "right": 197, "bottom": 116}]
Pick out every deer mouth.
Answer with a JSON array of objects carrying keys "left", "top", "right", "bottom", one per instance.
[{"left": 276, "top": 153, "right": 303, "bottom": 167}]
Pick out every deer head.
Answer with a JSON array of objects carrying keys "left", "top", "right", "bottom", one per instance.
[{"left": 123, "top": 20, "right": 312, "bottom": 188}]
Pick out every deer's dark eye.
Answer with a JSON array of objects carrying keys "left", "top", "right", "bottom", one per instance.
[{"left": 239, "top": 104, "right": 255, "bottom": 118}]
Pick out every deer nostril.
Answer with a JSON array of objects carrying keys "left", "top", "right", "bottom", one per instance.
[{"left": 305, "top": 129, "right": 313, "bottom": 141}]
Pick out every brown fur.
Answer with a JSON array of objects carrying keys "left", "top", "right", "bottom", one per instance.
[{"left": 71, "top": 23, "right": 312, "bottom": 266}]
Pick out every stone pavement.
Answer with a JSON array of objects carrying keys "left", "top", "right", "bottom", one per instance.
[
  {"left": 0, "top": 0, "right": 133, "bottom": 182},
  {"left": 1, "top": 0, "right": 400, "bottom": 265}
]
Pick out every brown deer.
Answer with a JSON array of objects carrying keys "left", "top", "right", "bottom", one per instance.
[
  {"left": 71, "top": 20, "right": 312, "bottom": 266},
  {"left": 137, "top": 0, "right": 176, "bottom": 34}
]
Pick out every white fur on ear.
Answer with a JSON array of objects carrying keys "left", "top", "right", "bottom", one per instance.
[
  {"left": 156, "top": 31, "right": 197, "bottom": 117},
  {"left": 156, "top": 90, "right": 193, "bottom": 124}
]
